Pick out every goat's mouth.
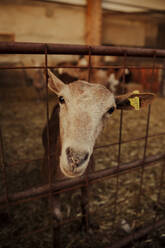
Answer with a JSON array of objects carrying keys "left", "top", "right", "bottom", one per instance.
[{"left": 60, "top": 165, "right": 85, "bottom": 178}]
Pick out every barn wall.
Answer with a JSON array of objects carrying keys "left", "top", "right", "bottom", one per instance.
[
  {"left": 0, "top": 1, "right": 86, "bottom": 44},
  {"left": 0, "top": 0, "right": 161, "bottom": 65},
  {"left": 102, "top": 13, "right": 158, "bottom": 47},
  {"left": 0, "top": 1, "right": 86, "bottom": 64},
  {"left": 0, "top": 0, "right": 160, "bottom": 46}
]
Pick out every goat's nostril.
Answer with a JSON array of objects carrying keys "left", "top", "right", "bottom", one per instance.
[
  {"left": 66, "top": 147, "right": 71, "bottom": 157},
  {"left": 66, "top": 147, "right": 89, "bottom": 168},
  {"left": 83, "top": 152, "right": 89, "bottom": 162}
]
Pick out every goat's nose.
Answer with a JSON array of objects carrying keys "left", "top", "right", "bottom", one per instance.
[{"left": 66, "top": 147, "right": 89, "bottom": 169}]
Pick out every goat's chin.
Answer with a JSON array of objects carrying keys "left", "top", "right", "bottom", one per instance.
[{"left": 60, "top": 165, "right": 86, "bottom": 178}]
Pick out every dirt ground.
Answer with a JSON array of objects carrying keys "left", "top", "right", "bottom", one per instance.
[{"left": 0, "top": 71, "right": 165, "bottom": 248}]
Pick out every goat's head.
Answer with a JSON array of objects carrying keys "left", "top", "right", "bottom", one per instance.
[{"left": 48, "top": 70, "right": 154, "bottom": 178}]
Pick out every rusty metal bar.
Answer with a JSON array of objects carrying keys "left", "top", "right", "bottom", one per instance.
[
  {"left": 44, "top": 45, "right": 55, "bottom": 246},
  {"left": 95, "top": 131, "right": 165, "bottom": 150},
  {"left": 109, "top": 218, "right": 165, "bottom": 248},
  {"left": 138, "top": 52, "right": 156, "bottom": 206},
  {"left": 113, "top": 51, "right": 127, "bottom": 223},
  {"left": 151, "top": 159, "right": 165, "bottom": 230},
  {"left": 83, "top": 46, "right": 93, "bottom": 231},
  {"left": 0, "top": 65, "right": 165, "bottom": 70},
  {"left": 88, "top": 46, "right": 92, "bottom": 82},
  {"left": 1, "top": 132, "right": 164, "bottom": 169},
  {"left": 0, "top": 153, "right": 164, "bottom": 206},
  {"left": 45, "top": 45, "right": 52, "bottom": 200},
  {"left": 0, "top": 128, "right": 10, "bottom": 214},
  {"left": 156, "top": 159, "right": 165, "bottom": 209},
  {"left": 138, "top": 105, "right": 151, "bottom": 201},
  {"left": 1, "top": 42, "right": 165, "bottom": 57}
]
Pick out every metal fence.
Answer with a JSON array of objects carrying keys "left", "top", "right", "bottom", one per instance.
[{"left": 0, "top": 42, "right": 165, "bottom": 248}]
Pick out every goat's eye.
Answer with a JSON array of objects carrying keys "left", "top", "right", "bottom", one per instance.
[
  {"left": 108, "top": 106, "right": 115, "bottom": 114},
  {"left": 59, "top": 96, "right": 65, "bottom": 104}
]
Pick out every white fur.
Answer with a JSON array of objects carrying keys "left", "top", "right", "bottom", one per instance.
[{"left": 58, "top": 81, "right": 115, "bottom": 177}]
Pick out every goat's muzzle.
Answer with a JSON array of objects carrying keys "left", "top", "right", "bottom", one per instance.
[{"left": 66, "top": 147, "right": 89, "bottom": 172}]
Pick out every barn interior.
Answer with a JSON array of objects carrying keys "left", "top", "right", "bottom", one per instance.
[{"left": 0, "top": 1, "right": 165, "bottom": 248}]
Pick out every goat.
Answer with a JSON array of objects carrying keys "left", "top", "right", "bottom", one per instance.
[
  {"left": 56, "top": 60, "right": 135, "bottom": 93},
  {"left": 56, "top": 58, "right": 109, "bottom": 87},
  {"left": 107, "top": 68, "right": 144, "bottom": 95},
  {"left": 42, "top": 70, "right": 154, "bottom": 246}
]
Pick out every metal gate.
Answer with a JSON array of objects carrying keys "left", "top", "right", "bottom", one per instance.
[{"left": 0, "top": 42, "right": 165, "bottom": 248}]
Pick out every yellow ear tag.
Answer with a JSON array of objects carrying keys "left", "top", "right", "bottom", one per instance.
[{"left": 128, "top": 91, "right": 140, "bottom": 110}]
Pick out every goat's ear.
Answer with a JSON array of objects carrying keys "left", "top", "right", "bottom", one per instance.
[
  {"left": 47, "top": 69, "right": 65, "bottom": 94},
  {"left": 115, "top": 92, "right": 155, "bottom": 110}
]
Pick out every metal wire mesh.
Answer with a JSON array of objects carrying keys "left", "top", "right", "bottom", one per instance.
[{"left": 0, "top": 42, "right": 165, "bottom": 248}]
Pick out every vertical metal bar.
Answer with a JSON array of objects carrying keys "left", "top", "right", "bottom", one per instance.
[
  {"left": 155, "top": 59, "right": 165, "bottom": 211},
  {"left": 154, "top": 160, "right": 165, "bottom": 224},
  {"left": 152, "top": 53, "right": 164, "bottom": 229},
  {"left": 138, "top": 51, "right": 156, "bottom": 203},
  {"left": 45, "top": 44, "right": 51, "bottom": 188},
  {"left": 44, "top": 45, "right": 54, "bottom": 246},
  {"left": 157, "top": 161, "right": 165, "bottom": 203},
  {"left": 0, "top": 128, "right": 10, "bottom": 214},
  {"left": 0, "top": 127, "right": 15, "bottom": 248},
  {"left": 113, "top": 52, "right": 127, "bottom": 223},
  {"left": 88, "top": 46, "right": 92, "bottom": 82},
  {"left": 83, "top": 46, "right": 93, "bottom": 232}
]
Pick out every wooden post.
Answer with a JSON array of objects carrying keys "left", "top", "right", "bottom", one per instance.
[{"left": 86, "top": 0, "right": 102, "bottom": 66}]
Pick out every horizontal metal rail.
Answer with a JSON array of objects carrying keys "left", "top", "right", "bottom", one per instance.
[
  {"left": 1, "top": 41, "right": 165, "bottom": 57},
  {"left": 95, "top": 132, "right": 165, "bottom": 150},
  {"left": 0, "top": 65, "right": 165, "bottom": 70},
  {"left": 0, "top": 153, "right": 164, "bottom": 206},
  {"left": 109, "top": 218, "right": 165, "bottom": 248},
  {"left": 3, "top": 132, "right": 164, "bottom": 168}
]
